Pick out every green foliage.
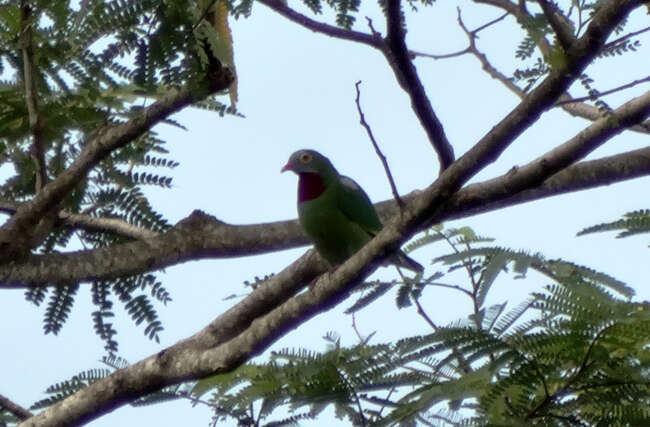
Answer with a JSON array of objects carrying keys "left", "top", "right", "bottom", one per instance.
[
  {"left": 0, "top": 0, "right": 236, "bottom": 353},
  {"left": 599, "top": 38, "right": 642, "bottom": 57},
  {"left": 515, "top": 14, "right": 551, "bottom": 60},
  {"left": 0, "top": 410, "right": 20, "bottom": 425},
  {"left": 43, "top": 283, "right": 79, "bottom": 335},
  {"left": 513, "top": 57, "right": 549, "bottom": 93},
  {"left": 30, "top": 355, "right": 191, "bottom": 414},
  {"left": 30, "top": 368, "right": 112, "bottom": 410},
  {"left": 578, "top": 73, "right": 613, "bottom": 115},
  {"left": 188, "top": 225, "right": 650, "bottom": 425},
  {"left": 578, "top": 209, "right": 650, "bottom": 240}
]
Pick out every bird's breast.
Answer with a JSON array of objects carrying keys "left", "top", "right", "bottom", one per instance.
[{"left": 297, "top": 173, "right": 326, "bottom": 202}]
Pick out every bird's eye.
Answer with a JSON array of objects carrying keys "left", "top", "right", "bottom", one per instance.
[{"left": 299, "top": 153, "right": 312, "bottom": 164}]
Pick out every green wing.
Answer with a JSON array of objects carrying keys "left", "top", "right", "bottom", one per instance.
[{"left": 337, "top": 175, "right": 383, "bottom": 235}]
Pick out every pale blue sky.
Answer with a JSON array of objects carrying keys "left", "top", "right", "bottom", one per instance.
[{"left": 1, "top": 2, "right": 650, "bottom": 425}]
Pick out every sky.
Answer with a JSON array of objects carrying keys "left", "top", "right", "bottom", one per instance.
[{"left": 1, "top": 1, "right": 650, "bottom": 426}]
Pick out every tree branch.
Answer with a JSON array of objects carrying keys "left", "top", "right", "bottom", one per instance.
[
  {"left": 354, "top": 80, "right": 403, "bottom": 207},
  {"left": 0, "top": 211, "right": 307, "bottom": 288},
  {"left": 0, "top": 392, "right": 33, "bottom": 421},
  {"left": 554, "top": 75, "right": 650, "bottom": 107},
  {"left": 20, "top": 2, "right": 47, "bottom": 192},
  {"left": 0, "top": 199, "right": 158, "bottom": 240},
  {"left": 0, "top": 67, "right": 233, "bottom": 263},
  {"left": 602, "top": 25, "right": 650, "bottom": 50},
  {"left": 384, "top": 0, "right": 454, "bottom": 170},
  {"left": 443, "top": 144, "right": 650, "bottom": 221},
  {"left": 256, "top": 0, "right": 381, "bottom": 47}
]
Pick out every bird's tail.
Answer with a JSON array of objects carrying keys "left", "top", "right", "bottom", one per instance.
[{"left": 387, "top": 250, "right": 424, "bottom": 274}]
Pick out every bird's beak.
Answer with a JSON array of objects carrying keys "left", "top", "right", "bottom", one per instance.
[{"left": 281, "top": 162, "right": 292, "bottom": 173}]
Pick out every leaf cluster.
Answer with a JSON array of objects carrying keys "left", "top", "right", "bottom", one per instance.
[
  {"left": 578, "top": 209, "right": 650, "bottom": 241},
  {"left": 0, "top": 0, "right": 236, "bottom": 353}
]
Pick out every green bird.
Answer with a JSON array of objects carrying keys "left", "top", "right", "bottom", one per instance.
[{"left": 281, "top": 149, "right": 423, "bottom": 273}]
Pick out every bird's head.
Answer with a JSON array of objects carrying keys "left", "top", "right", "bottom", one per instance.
[{"left": 281, "top": 149, "right": 336, "bottom": 176}]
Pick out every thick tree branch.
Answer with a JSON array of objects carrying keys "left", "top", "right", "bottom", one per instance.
[
  {"left": 384, "top": 0, "right": 454, "bottom": 170},
  {"left": 0, "top": 392, "right": 33, "bottom": 421},
  {"left": 17, "top": 5, "right": 648, "bottom": 425},
  {"left": 0, "top": 212, "right": 306, "bottom": 287},
  {"left": 441, "top": 91, "right": 650, "bottom": 220},
  {"left": 20, "top": 2, "right": 47, "bottom": 192},
  {"left": 0, "top": 67, "right": 233, "bottom": 264}
]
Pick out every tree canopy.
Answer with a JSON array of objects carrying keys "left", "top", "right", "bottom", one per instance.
[{"left": 1, "top": 0, "right": 650, "bottom": 425}]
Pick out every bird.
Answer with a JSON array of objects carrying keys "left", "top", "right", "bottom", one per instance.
[{"left": 281, "top": 149, "right": 423, "bottom": 274}]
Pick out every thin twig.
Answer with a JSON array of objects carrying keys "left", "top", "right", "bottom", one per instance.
[
  {"left": 351, "top": 312, "right": 365, "bottom": 344},
  {"left": 457, "top": 8, "right": 524, "bottom": 96},
  {"left": 20, "top": 2, "right": 47, "bottom": 192},
  {"left": 336, "top": 369, "right": 367, "bottom": 427},
  {"left": 375, "top": 386, "right": 395, "bottom": 420},
  {"left": 411, "top": 47, "right": 470, "bottom": 60},
  {"left": 354, "top": 81, "right": 403, "bottom": 207},
  {"left": 554, "top": 75, "right": 650, "bottom": 106},
  {"left": 411, "top": 292, "right": 438, "bottom": 330},
  {"left": 473, "top": 11, "right": 510, "bottom": 33},
  {"left": 400, "top": 12, "right": 507, "bottom": 60},
  {"left": 426, "top": 281, "right": 474, "bottom": 298},
  {"left": 603, "top": 25, "right": 650, "bottom": 49},
  {"left": 0, "top": 392, "right": 33, "bottom": 421},
  {"left": 365, "top": 17, "right": 381, "bottom": 38}
]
